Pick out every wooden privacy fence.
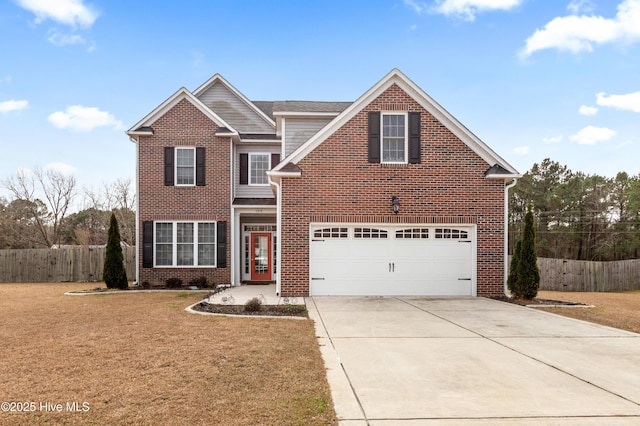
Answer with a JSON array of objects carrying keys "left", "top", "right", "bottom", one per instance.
[
  {"left": 510, "top": 257, "right": 640, "bottom": 292},
  {"left": 0, "top": 247, "right": 136, "bottom": 283}
]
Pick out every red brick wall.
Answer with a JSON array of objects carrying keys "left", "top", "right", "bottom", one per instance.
[
  {"left": 137, "top": 98, "right": 230, "bottom": 286},
  {"left": 280, "top": 84, "right": 505, "bottom": 297}
]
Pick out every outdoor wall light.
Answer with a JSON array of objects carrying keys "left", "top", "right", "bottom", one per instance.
[{"left": 391, "top": 196, "right": 400, "bottom": 214}]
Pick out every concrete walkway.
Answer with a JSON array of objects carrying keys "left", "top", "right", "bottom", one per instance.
[{"left": 308, "top": 296, "right": 640, "bottom": 425}]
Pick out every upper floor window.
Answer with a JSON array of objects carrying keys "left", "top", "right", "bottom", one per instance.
[
  {"left": 164, "top": 147, "right": 205, "bottom": 186},
  {"left": 368, "top": 111, "right": 421, "bottom": 164},
  {"left": 382, "top": 113, "right": 407, "bottom": 163},
  {"left": 249, "top": 153, "right": 270, "bottom": 185},
  {"left": 176, "top": 148, "right": 195, "bottom": 185}
]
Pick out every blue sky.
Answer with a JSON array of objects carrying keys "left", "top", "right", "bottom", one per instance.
[{"left": 1, "top": 0, "right": 639, "bottom": 205}]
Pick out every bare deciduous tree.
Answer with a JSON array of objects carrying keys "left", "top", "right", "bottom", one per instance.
[{"left": 2, "top": 168, "right": 76, "bottom": 247}]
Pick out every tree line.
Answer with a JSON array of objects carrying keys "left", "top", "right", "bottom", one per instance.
[
  {"left": 1, "top": 159, "right": 639, "bottom": 262},
  {"left": 0, "top": 170, "right": 135, "bottom": 249},
  {"left": 510, "top": 158, "right": 640, "bottom": 261}
]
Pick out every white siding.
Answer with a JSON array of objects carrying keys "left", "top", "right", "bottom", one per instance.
[
  {"left": 198, "top": 83, "right": 274, "bottom": 134},
  {"left": 234, "top": 145, "right": 280, "bottom": 199},
  {"left": 284, "top": 117, "right": 333, "bottom": 156}
]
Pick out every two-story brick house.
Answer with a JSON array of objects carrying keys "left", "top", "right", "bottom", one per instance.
[{"left": 127, "top": 69, "right": 519, "bottom": 297}]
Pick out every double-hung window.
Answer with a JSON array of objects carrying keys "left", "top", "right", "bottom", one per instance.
[
  {"left": 382, "top": 113, "right": 407, "bottom": 163},
  {"left": 176, "top": 147, "right": 195, "bottom": 185},
  {"left": 249, "top": 153, "right": 270, "bottom": 185},
  {"left": 154, "top": 221, "right": 216, "bottom": 267}
]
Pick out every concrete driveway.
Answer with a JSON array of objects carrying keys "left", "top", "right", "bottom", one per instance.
[{"left": 307, "top": 296, "right": 640, "bottom": 425}]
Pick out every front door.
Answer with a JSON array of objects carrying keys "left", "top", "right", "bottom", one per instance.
[{"left": 250, "top": 233, "right": 272, "bottom": 281}]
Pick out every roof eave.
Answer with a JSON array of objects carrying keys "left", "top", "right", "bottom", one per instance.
[{"left": 126, "top": 87, "right": 238, "bottom": 135}]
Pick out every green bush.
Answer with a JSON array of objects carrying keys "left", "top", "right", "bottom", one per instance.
[
  {"left": 512, "top": 204, "right": 540, "bottom": 299},
  {"left": 103, "top": 213, "right": 128, "bottom": 290}
]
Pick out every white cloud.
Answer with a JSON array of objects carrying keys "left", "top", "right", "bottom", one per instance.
[
  {"left": 404, "top": 0, "right": 522, "bottom": 20},
  {"left": 0, "top": 75, "right": 12, "bottom": 84},
  {"left": 404, "top": 0, "right": 427, "bottom": 14},
  {"left": 567, "top": 0, "right": 595, "bottom": 14},
  {"left": 47, "top": 30, "right": 85, "bottom": 46},
  {"left": 520, "top": 0, "right": 640, "bottom": 57},
  {"left": 17, "top": 0, "right": 98, "bottom": 28},
  {"left": 596, "top": 91, "right": 640, "bottom": 112},
  {"left": 432, "top": 0, "right": 523, "bottom": 21},
  {"left": 579, "top": 105, "right": 598, "bottom": 115},
  {"left": 45, "top": 162, "right": 76, "bottom": 175},
  {"left": 48, "top": 105, "right": 122, "bottom": 132},
  {"left": 514, "top": 146, "right": 530, "bottom": 155},
  {"left": 569, "top": 125, "right": 616, "bottom": 145},
  {"left": 543, "top": 135, "right": 563, "bottom": 144},
  {"left": 0, "top": 99, "right": 29, "bottom": 113}
]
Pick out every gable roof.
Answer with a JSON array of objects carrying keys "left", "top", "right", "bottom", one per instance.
[
  {"left": 126, "top": 87, "right": 236, "bottom": 136},
  {"left": 193, "top": 74, "right": 276, "bottom": 132},
  {"left": 272, "top": 68, "right": 519, "bottom": 177}
]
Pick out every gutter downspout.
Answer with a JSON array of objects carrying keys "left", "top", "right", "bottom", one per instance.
[
  {"left": 128, "top": 136, "right": 140, "bottom": 286},
  {"left": 269, "top": 177, "right": 282, "bottom": 296},
  {"left": 504, "top": 178, "right": 518, "bottom": 297}
]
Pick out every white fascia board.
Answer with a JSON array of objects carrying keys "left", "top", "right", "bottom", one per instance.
[
  {"left": 127, "top": 130, "right": 153, "bottom": 137},
  {"left": 192, "top": 73, "right": 276, "bottom": 129},
  {"left": 126, "top": 88, "right": 238, "bottom": 135},
  {"left": 267, "top": 170, "right": 301, "bottom": 179},
  {"left": 238, "top": 138, "right": 281, "bottom": 143},
  {"left": 272, "top": 68, "right": 518, "bottom": 175},
  {"left": 485, "top": 173, "right": 522, "bottom": 179}
]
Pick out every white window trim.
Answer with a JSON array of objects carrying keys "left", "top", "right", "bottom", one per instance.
[
  {"left": 153, "top": 221, "right": 217, "bottom": 268},
  {"left": 175, "top": 147, "right": 196, "bottom": 187},
  {"left": 381, "top": 112, "right": 408, "bottom": 164},
  {"left": 249, "top": 152, "right": 271, "bottom": 186}
]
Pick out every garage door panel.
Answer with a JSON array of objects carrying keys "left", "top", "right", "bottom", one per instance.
[{"left": 309, "top": 225, "right": 475, "bottom": 296}]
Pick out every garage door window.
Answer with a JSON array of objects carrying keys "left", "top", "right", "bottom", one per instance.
[
  {"left": 354, "top": 228, "right": 388, "bottom": 239},
  {"left": 435, "top": 228, "right": 468, "bottom": 239},
  {"left": 396, "top": 228, "right": 429, "bottom": 239},
  {"left": 313, "top": 228, "right": 348, "bottom": 238}
]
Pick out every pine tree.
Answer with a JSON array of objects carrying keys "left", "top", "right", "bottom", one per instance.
[
  {"left": 103, "top": 212, "right": 128, "bottom": 289},
  {"left": 515, "top": 204, "right": 540, "bottom": 299}
]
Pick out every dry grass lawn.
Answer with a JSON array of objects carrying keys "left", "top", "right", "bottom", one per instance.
[
  {"left": 537, "top": 290, "right": 640, "bottom": 334},
  {"left": 0, "top": 284, "right": 336, "bottom": 426}
]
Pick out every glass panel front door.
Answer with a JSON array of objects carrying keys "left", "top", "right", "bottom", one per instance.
[{"left": 250, "top": 233, "right": 272, "bottom": 281}]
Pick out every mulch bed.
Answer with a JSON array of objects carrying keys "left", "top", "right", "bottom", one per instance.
[
  {"left": 192, "top": 301, "right": 308, "bottom": 317},
  {"left": 491, "top": 296, "right": 590, "bottom": 307}
]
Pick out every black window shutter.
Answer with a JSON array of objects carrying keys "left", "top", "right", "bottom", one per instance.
[
  {"left": 271, "top": 153, "right": 280, "bottom": 169},
  {"left": 216, "top": 221, "right": 227, "bottom": 268},
  {"left": 196, "top": 147, "right": 205, "bottom": 186},
  {"left": 368, "top": 112, "right": 381, "bottom": 163},
  {"left": 408, "top": 112, "right": 421, "bottom": 164},
  {"left": 239, "top": 153, "right": 248, "bottom": 185},
  {"left": 164, "top": 147, "right": 174, "bottom": 186},
  {"left": 142, "top": 221, "right": 153, "bottom": 268}
]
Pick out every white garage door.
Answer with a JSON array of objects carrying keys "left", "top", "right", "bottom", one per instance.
[{"left": 309, "top": 225, "right": 475, "bottom": 296}]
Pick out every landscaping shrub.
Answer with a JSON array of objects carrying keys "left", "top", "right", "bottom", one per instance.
[
  {"left": 244, "top": 297, "right": 262, "bottom": 312},
  {"left": 165, "top": 277, "right": 183, "bottom": 289},
  {"left": 512, "top": 204, "right": 540, "bottom": 299},
  {"left": 103, "top": 212, "right": 128, "bottom": 290},
  {"left": 188, "top": 276, "right": 209, "bottom": 288},
  {"left": 507, "top": 239, "right": 522, "bottom": 295}
]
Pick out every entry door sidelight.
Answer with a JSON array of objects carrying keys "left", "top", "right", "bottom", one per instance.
[{"left": 250, "top": 233, "right": 272, "bottom": 281}]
